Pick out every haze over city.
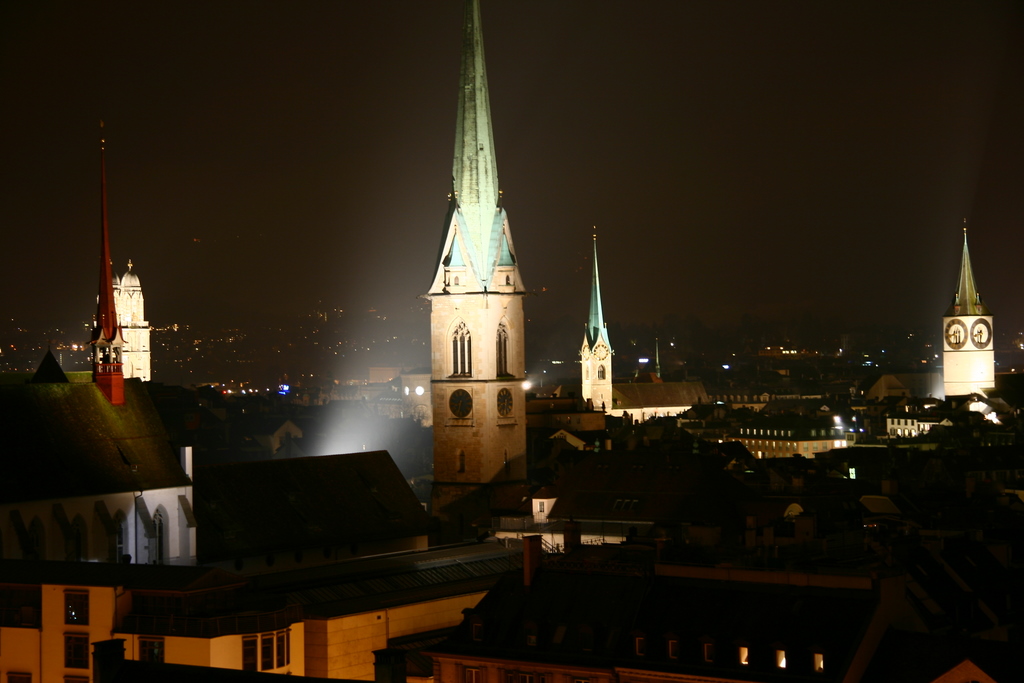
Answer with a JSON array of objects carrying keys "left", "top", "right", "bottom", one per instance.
[{"left": 3, "top": 1, "right": 1023, "bottom": 375}]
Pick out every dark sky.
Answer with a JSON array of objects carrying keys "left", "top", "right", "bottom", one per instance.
[{"left": 3, "top": 1, "right": 1023, "bottom": 338}]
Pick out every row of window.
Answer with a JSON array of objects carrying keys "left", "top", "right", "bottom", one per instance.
[
  {"left": 242, "top": 631, "right": 291, "bottom": 671},
  {"left": 450, "top": 321, "right": 512, "bottom": 377},
  {"left": 11, "top": 510, "right": 166, "bottom": 563}
]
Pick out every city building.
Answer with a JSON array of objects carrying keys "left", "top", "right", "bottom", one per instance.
[
  {"left": 942, "top": 229, "right": 994, "bottom": 398},
  {"left": 427, "top": 0, "right": 527, "bottom": 540},
  {"left": 1, "top": 139, "right": 195, "bottom": 566},
  {"left": 113, "top": 261, "right": 152, "bottom": 382},
  {"left": 0, "top": 560, "right": 305, "bottom": 683},
  {"left": 734, "top": 415, "right": 850, "bottom": 459}
]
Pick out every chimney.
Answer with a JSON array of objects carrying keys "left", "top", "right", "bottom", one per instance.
[
  {"left": 372, "top": 649, "right": 407, "bottom": 683},
  {"left": 564, "top": 519, "right": 582, "bottom": 553},
  {"left": 92, "top": 639, "right": 126, "bottom": 683},
  {"left": 523, "top": 535, "right": 542, "bottom": 588}
]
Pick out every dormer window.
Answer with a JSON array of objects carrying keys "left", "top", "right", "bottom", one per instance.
[
  {"left": 813, "top": 652, "right": 825, "bottom": 673},
  {"left": 667, "top": 638, "right": 679, "bottom": 659},
  {"left": 738, "top": 645, "right": 749, "bottom": 666},
  {"left": 775, "top": 649, "right": 787, "bottom": 669},
  {"left": 525, "top": 622, "right": 538, "bottom": 647},
  {"left": 634, "top": 635, "right": 646, "bottom": 656},
  {"left": 471, "top": 621, "right": 483, "bottom": 641},
  {"left": 702, "top": 641, "right": 715, "bottom": 663}
]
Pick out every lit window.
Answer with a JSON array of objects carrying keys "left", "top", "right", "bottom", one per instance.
[
  {"left": 738, "top": 646, "right": 749, "bottom": 666},
  {"left": 140, "top": 638, "right": 164, "bottom": 663},
  {"left": 635, "top": 636, "right": 646, "bottom": 656},
  {"left": 667, "top": 639, "right": 679, "bottom": 659},
  {"left": 538, "top": 501, "right": 545, "bottom": 513},
  {"left": 65, "top": 591, "right": 89, "bottom": 625},
  {"left": 465, "top": 668, "right": 480, "bottom": 683},
  {"left": 776, "top": 649, "right": 787, "bottom": 668},
  {"left": 814, "top": 652, "right": 824, "bottom": 672}
]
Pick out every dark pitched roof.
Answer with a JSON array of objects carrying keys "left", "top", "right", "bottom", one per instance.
[
  {"left": 0, "top": 379, "right": 190, "bottom": 504},
  {"left": 548, "top": 451, "right": 754, "bottom": 527},
  {"left": 31, "top": 349, "right": 69, "bottom": 383},
  {"left": 863, "top": 628, "right": 1015, "bottom": 683},
  {"left": 194, "top": 452, "right": 430, "bottom": 562},
  {"left": 0, "top": 558, "right": 243, "bottom": 592},
  {"left": 613, "top": 381, "right": 708, "bottom": 411},
  {"left": 431, "top": 553, "right": 879, "bottom": 681}
]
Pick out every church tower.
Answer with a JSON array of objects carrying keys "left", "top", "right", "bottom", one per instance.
[
  {"left": 581, "top": 235, "right": 613, "bottom": 411},
  {"left": 427, "top": 0, "right": 527, "bottom": 538},
  {"left": 942, "top": 228, "right": 994, "bottom": 398},
  {"left": 91, "top": 130, "right": 125, "bottom": 406},
  {"left": 114, "top": 260, "right": 152, "bottom": 381}
]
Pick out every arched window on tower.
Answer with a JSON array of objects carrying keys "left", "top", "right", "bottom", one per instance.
[
  {"left": 452, "top": 322, "right": 472, "bottom": 376},
  {"left": 458, "top": 451, "right": 466, "bottom": 473},
  {"left": 496, "top": 324, "right": 510, "bottom": 377},
  {"left": 598, "top": 365, "right": 606, "bottom": 380}
]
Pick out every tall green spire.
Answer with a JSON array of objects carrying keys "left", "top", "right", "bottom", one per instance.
[
  {"left": 587, "top": 235, "right": 610, "bottom": 349},
  {"left": 946, "top": 227, "right": 990, "bottom": 317},
  {"left": 452, "top": 0, "right": 502, "bottom": 280}
]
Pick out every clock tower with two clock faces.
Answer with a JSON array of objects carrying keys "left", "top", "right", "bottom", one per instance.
[
  {"left": 426, "top": 0, "right": 527, "bottom": 539},
  {"left": 943, "top": 229, "right": 994, "bottom": 398}
]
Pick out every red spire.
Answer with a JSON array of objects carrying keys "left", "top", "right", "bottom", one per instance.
[
  {"left": 94, "top": 126, "right": 120, "bottom": 343},
  {"left": 91, "top": 123, "right": 125, "bottom": 405}
]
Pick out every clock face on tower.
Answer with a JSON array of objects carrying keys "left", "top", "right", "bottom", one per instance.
[
  {"left": 945, "top": 319, "right": 967, "bottom": 350},
  {"left": 449, "top": 389, "right": 473, "bottom": 418},
  {"left": 595, "top": 344, "right": 609, "bottom": 360},
  {"left": 497, "top": 388, "right": 513, "bottom": 416},
  {"left": 970, "top": 319, "right": 992, "bottom": 349}
]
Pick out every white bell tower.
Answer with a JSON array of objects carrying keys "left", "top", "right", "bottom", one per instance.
[{"left": 942, "top": 228, "right": 993, "bottom": 398}]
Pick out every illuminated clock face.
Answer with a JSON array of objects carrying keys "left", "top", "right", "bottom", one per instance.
[
  {"left": 497, "top": 388, "right": 513, "bottom": 416},
  {"left": 595, "top": 344, "right": 609, "bottom": 360},
  {"left": 581, "top": 345, "right": 591, "bottom": 360},
  {"left": 970, "top": 319, "right": 992, "bottom": 349},
  {"left": 449, "top": 389, "right": 472, "bottom": 418},
  {"left": 945, "top": 319, "right": 967, "bottom": 350}
]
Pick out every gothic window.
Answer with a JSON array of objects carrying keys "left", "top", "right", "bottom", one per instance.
[
  {"left": 29, "top": 517, "right": 45, "bottom": 561},
  {"left": 153, "top": 510, "right": 165, "bottom": 564},
  {"left": 114, "top": 512, "right": 127, "bottom": 563},
  {"left": 597, "top": 365, "right": 606, "bottom": 380},
  {"left": 458, "top": 451, "right": 466, "bottom": 473},
  {"left": 585, "top": 366, "right": 589, "bottom": 380},
  {"left": 496, "top": 324, "right": 510, "bottom": 376},
  {"left": 452, "top": 322, "right": 472, "bottom": 376}
]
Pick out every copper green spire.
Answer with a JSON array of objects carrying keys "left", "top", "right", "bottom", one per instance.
[
  {"left": 946, "top": 226, "right": 991, "bottom": 317},
  {"left": 586, "top": 234, "right": 611, "bottom": 349},
  {"left": 452, "top": 0, "right": 501, "bottom": 278}
]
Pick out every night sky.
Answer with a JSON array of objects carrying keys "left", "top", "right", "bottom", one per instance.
[{"left": 3, "top": 1, "right": 1023, "bottom": 341}]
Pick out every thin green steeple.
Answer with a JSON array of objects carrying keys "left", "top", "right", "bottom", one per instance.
[
  {"left": 946, "top": 226, "right": 991, "bottom": 317},
  {"left": 587, "top": 234, "right": 611, "bottom": 349},
  {"left": 452, "top": 0, "right": 502, "bottom": 281}
]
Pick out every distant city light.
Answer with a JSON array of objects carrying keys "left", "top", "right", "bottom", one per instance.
[
  {"left": 721, "top": 364, "right": 730, "bottom": 370},
  {"left": 638, "top": 357, "right": 649, "bottom": 364}
]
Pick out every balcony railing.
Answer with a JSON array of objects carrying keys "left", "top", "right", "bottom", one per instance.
[{"left": 119, "top": 605, "right": 302, "bottom": 637}]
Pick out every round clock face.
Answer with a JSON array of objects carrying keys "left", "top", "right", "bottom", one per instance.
[
  {"left": 595, "top": 344, "right": 609, "bottom": 360},
  {"left": 945, "top": 319, "right": 967, "bottom": 350},
  {"left": 497, "top": 388, "right": 513, "bottom": 416},
  {"left": 449, "top": 389, "right": 473, "bottom": 418},
  {"left": 970, "top": 319, "right": 992, "bottom": 349},
  {"left": 580, "top": 345, "right": 591, "bottom": 360}
]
